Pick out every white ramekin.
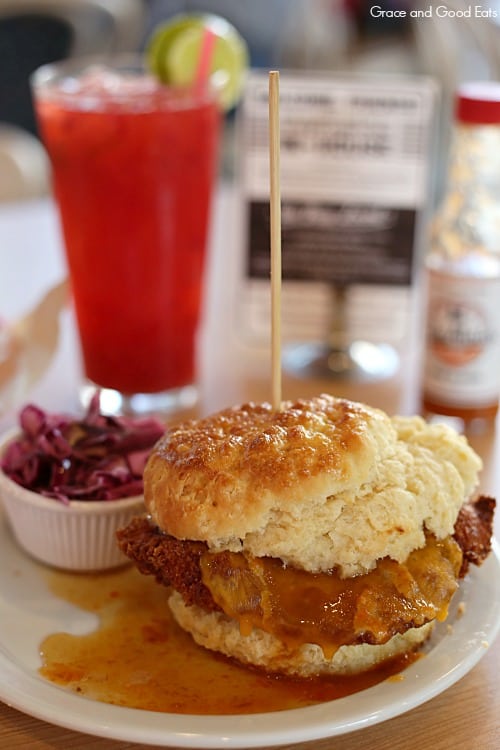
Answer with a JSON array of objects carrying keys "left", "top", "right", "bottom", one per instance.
[{"left": 0, "top": 429, "right": 144, "bottom": 571}]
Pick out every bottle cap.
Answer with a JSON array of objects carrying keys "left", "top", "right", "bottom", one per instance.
[{"left": 456, "top": 81, "right": 500, "bottom": 124}]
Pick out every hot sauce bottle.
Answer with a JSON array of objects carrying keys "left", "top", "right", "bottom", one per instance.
[{"left": 421, "top": 82, "right": 500, "bottom": 429}]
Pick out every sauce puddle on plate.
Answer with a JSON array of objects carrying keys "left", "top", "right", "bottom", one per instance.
[{"left": 39, "top": 565, "right": 417, "bottom": 715}]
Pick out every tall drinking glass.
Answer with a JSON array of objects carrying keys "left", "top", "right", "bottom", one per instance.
[{"left": 32, "top": 56, "right": 221, "bottom": 415}]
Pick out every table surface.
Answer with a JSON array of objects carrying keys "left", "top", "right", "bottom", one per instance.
[{"left": 0, "top": 187, "right": 499, "bottom": 750}]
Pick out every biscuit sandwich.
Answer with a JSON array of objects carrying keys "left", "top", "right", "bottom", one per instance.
[{"left": 117, "top": 394, "right": 495, "bottom": 677}]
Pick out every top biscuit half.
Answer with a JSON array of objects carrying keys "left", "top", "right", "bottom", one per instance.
[{"left": 144, "top": 394, "right": 482, "bottom": 577}]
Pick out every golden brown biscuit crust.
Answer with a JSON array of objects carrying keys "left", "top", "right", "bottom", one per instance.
[{"left": 144, "top": 394, "right": 394, "bottom": 550}]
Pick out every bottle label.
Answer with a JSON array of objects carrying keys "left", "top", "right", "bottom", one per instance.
[{"left": 423, "top": 270, "right": 500, "bottom": 406}]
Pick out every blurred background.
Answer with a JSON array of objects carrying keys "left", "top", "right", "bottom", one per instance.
[
  {"left": 2, "top": 0, "right": 500, "bottom": 202},
  {"left": 2, "top": 0, "right": 500, "bottom": 423}
]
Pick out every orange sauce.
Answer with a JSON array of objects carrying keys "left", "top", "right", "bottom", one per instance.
[
  {"left": 201, "top": 535, "right": 461, "bottom": 659},
  {"left": 39, "top": 565, "right": 420, "bottom": 715}
]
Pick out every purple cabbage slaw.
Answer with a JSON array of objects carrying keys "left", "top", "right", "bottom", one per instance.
[{"left": 0, "top": 395, "right": 165, "bottom": 503}]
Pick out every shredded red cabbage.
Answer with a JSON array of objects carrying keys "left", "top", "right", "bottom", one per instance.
[{"left": 1, "top": 395, "right": 165, "bottom": 503}]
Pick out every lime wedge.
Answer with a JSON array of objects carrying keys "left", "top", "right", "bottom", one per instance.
[
  {"left": 146, "top": 13, "right": 249, "bottom": 111},
  {"left": 146, "top": 15, "right": 201, "bottom": 83}
]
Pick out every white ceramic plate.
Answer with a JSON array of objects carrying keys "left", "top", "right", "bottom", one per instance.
[{"left": 0, "top": 505, "right": 499, "bottom": 749}]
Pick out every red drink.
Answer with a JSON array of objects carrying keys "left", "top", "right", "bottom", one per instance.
[{"left": 34, "top": 59, "right": 220, "bottom": 411}]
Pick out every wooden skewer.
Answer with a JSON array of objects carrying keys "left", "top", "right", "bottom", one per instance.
[{"left": 269, "top": 70, "right": 282, "bottom": 411}]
